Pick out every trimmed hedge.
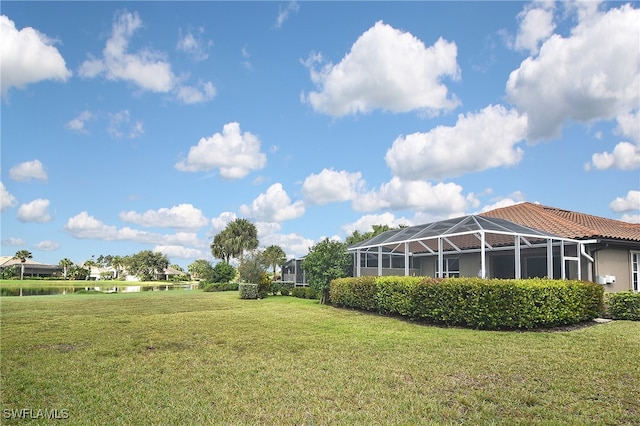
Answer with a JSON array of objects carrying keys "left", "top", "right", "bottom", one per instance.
[
  {"left": 605, "top": 292, "right": 640, "bottom": 320},
  {"left": 291, "top": 286, "right": 319, "bottom": 300},
  {"left": 238, "top": 283, "right": 258, "bottom": 300},
  {"left": 203, "top": 282, "right": 239, "bottom": 292},
  {"left": 270, "top": 281, "right": 295, "bottom": 296},
  {"left": 330, "top": 276, "right": 604, "bottom": 330},
  {"left": 331, "top": 276, "right": 378, "bottom": 310}
]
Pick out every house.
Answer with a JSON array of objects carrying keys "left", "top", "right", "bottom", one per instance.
[
  {"left": 347, "top": 203, "right": 640, "bottom": 292},
  {"left": 0, "top": 256, "right": 61, "bottom": 278},
  {"left": 281, "top": 258, "right": 308, "bottom": 286}
]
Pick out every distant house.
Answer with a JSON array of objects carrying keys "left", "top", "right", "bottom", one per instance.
[
  {"left": 281, "top": 258, "right": 308, "bottom": 286},
  {"left": 0, "top": 256, "right": 60, "bottom": 278},
  {"left": 347, "top": 203, "right": 640, "bottom": 293}
]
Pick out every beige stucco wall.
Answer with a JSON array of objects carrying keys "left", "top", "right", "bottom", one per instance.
[{"left": 594, "top": 247, "right": 632, "bottom": 292}]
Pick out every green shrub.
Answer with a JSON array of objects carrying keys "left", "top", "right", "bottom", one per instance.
[
  {"left": 292, "top": 287, "right": 307, "bottom": 298},
  {"left": 239, "top": 283, "right": 258, "bottom": 300},
  {"left": 305, "top": 287, "right": 319, "bottom": 300},
  {"left": 277, "top": 281, "right": 294, "bottom": 296},
  {"left": 605, "top": 292, "right": 640, "bottom": 320},
  {"left": 203, "top": 282, "right": 239, "bottom": 292},
  {"left": 211, "top": 262, "right": 236, "bottom": 283},
  {"left": 330, "top": 276, "right": 603, "bottom": 330},
  {"left": 331, "top": 276, "right": 378, "bottom": 310}
]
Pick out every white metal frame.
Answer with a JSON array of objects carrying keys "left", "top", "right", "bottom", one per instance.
[{"left": 349, "top": 216, "right": 593, "bottom": 280}]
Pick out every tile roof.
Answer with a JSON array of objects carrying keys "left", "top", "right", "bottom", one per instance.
[{"left": 480, "top": 202, "right": 640, "bottom": 242}]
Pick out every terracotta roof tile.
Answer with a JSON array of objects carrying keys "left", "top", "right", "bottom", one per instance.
[{"left": 480, "top": 202, "right": 640, "bottom": 242}]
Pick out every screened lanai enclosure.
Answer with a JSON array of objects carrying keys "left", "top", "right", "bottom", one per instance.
[{"left": 347, "top": 215, "right": 596, "bottom": 281}]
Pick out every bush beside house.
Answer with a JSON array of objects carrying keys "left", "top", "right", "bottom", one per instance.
[
  {"left": 330, "top": 276, "right": 604, "bottom": 330},
  {"left": 604, "top": 292, "right": 640, "bottom": 320}
]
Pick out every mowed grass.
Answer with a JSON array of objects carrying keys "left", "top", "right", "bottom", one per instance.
[{"left": 1, "top": 290, "right": 639, "bottom": 425}]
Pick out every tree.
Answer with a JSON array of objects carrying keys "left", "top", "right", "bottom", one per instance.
[
  {"left": 13, "top": 250, "right": 33, "bottom": 280},
  {"left": 226, "top": 218, "right": 258, "bottom": 263},
  {"left": 188, "top": 259, "right": 215, "bottom": 281},
  {"left": 58, "top": 258, "right": 73, "bottom": 279},
  {"left": 211, "top": 218, "right": 259, "bottom": 264},
  {"left": 111, "top": 255, "right": 124, "bottom": 279},
  {"left": 345, "top": 224, "right": 406, "bottom": 246},
  {"left": 211, "top": 231, "right": 233, "bottom": 263},
  {"left": 302, "top": 239, "right": 351, "bottom": 304},
  {"left": 262, "top": 245, "right": 287, "bottom": 279},
  {"left": 237, "top": 250, "right": 266, "bottom": 285},
  {"left": 83, "top": 258, "right": 98, "bottom": 280},
  {"left": 124, "top": 250, "right": 169, "bottom": 281},
  {"left": 211, "top": 261, "right": 236, "bottom": 283}
]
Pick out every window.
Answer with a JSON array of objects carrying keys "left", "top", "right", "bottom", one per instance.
[
  {"left": 632, "top": 252, "right": 639, "bottom": 292},
  {"left": 436, "top": 257, "right": 460, "bottom": 278}
]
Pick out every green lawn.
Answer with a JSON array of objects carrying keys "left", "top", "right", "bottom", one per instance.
[{"left": 1, "top": 290, "right": 638, "bottom": 425}]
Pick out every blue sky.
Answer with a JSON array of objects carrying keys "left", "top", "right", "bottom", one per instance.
[{"left": 1, "top": 1, "right": 639, "bottom": 269}]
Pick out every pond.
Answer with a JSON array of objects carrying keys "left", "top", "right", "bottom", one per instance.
[{"left": 0, "top": 283, "right": 199, "bottom": 297}]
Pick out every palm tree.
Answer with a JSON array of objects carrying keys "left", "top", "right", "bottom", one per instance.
[
  {"left": 58, "top": 258, "right": 73, "bottom": 279},
  {"left": 83, "top": 258, "right": 98, "bottom": 280},
  {"left": 211, "top": 219, "right": 259, "bottom": 264},
  {"left": 211, "top": 230, "right": 233, "bottom": 263},
  {"left": 13, "top": 250, "right": 33, "bottom": 280},
  {"left": 111, "top": 255, "right": 124, "bottom": 279},
  {"left": 226, "top": 218, "right": 258, "bottom": 264},
  {"left": 263, "top": 245, "right": 287, "bottom": 279}
]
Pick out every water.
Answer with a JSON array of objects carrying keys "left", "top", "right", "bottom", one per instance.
[{"left": 0, "top": 283, "right": 199, "bottom": 297}]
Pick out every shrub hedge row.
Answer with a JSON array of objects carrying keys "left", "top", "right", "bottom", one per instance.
[
  {"left": 292, "top": 286, "right": 319, "bottom": 300},
  {"left": 605, "top": 292, "right": 640, "bottom": 320},
  {"left": 330, "top": 276, "right": 604, "bottom": 330},
  {"left": 270, "top": 281, "right": 295, "bottom": 296},
  {"left": 202, "top": 282, "right": 239, "bottom": 292},
  {"left": 238, "top": 283, "right": 258, "bottom": 299}
]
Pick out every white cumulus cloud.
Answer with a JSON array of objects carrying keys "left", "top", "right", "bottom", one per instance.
[
  {"left": 79, "top": 10, "right": 176, "bottom": 92},
  {"left": 303, "top": 21, "right": 460, "bottom": 117},
  {"left": 610, "top": 190, "right": 640, "bottom": 213},
  {"left": 66, "top": 110, "right": 94, "bottom": 133},
  {"left": 2, "top": 237, "right": 26, "bottom": 246},
  {"left": 34, "top": 240, "right": 60, "bottom": 251},
  {"left": 175, "top": 122, "right": 267, "bottom": 179},
  {"left": 513, "top": 3, "right": 556, "bottom": 54},
  {"left": 302, "top": 168, "right": 365, "bottom": 205},
  {"left": 119, "top": 203, "right": 208, "bottom": 230},
  {"left": 175, "top": 81, "right": 216, "bottom": 104},
  {"left": 9, "top": 159, "right": 48, "bottom": 182},
  {"left": 385, "top": 105, "right": 527, "bottom": 180},
  {"left": 17, "top": 198, "right": 52, "bottom": 223},
  {"left": 342, "top": 213, "right": 412, "bottom": 236},
  {"left": 352, "top": 177, "right": 477, "bottom": 214},
  {"left": 1, "top": 182, "right": 18, "bottom": 211},
  {"left": 65, "top": 211, "right": 202, "bottom": 247},
  {"left": 239, "top": 183, "right": 305, "bottom": 222},
  {"left": 506, "top": 4, "right": 640, "bottom": 140},
  {"left": 0, "top": 15, "right": 71, "bottom": 98},
  {"left": 587, "top": 142, "right": 640, "bottom": 171},
  {"left": 210, "top": 211, "right": 237, "bottom": 233},
  {"left": 154, "top": 245, "right": 204, "bottom": 260}
]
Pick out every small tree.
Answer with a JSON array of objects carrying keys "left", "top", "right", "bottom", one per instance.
[
  {"left": 58, "top": 258, "right": 73, "bottom": 280},
  {"left": 262, "top": 245, "right": 287, "bottom": 279},
  {"left": 238, "top": 250, "right": 266, "bottom": 284},
  {"left": 124, "top": 250, "right": 169, "bottom": 281},
  {"left": 302, "top": 239, "right": 351, "bottom": 304},
  {"left": 211, "top": 261, "right": 236, "bottom": 283},
  {"left": 188, "top": 259, "right": 215, "bottom": 281}
]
